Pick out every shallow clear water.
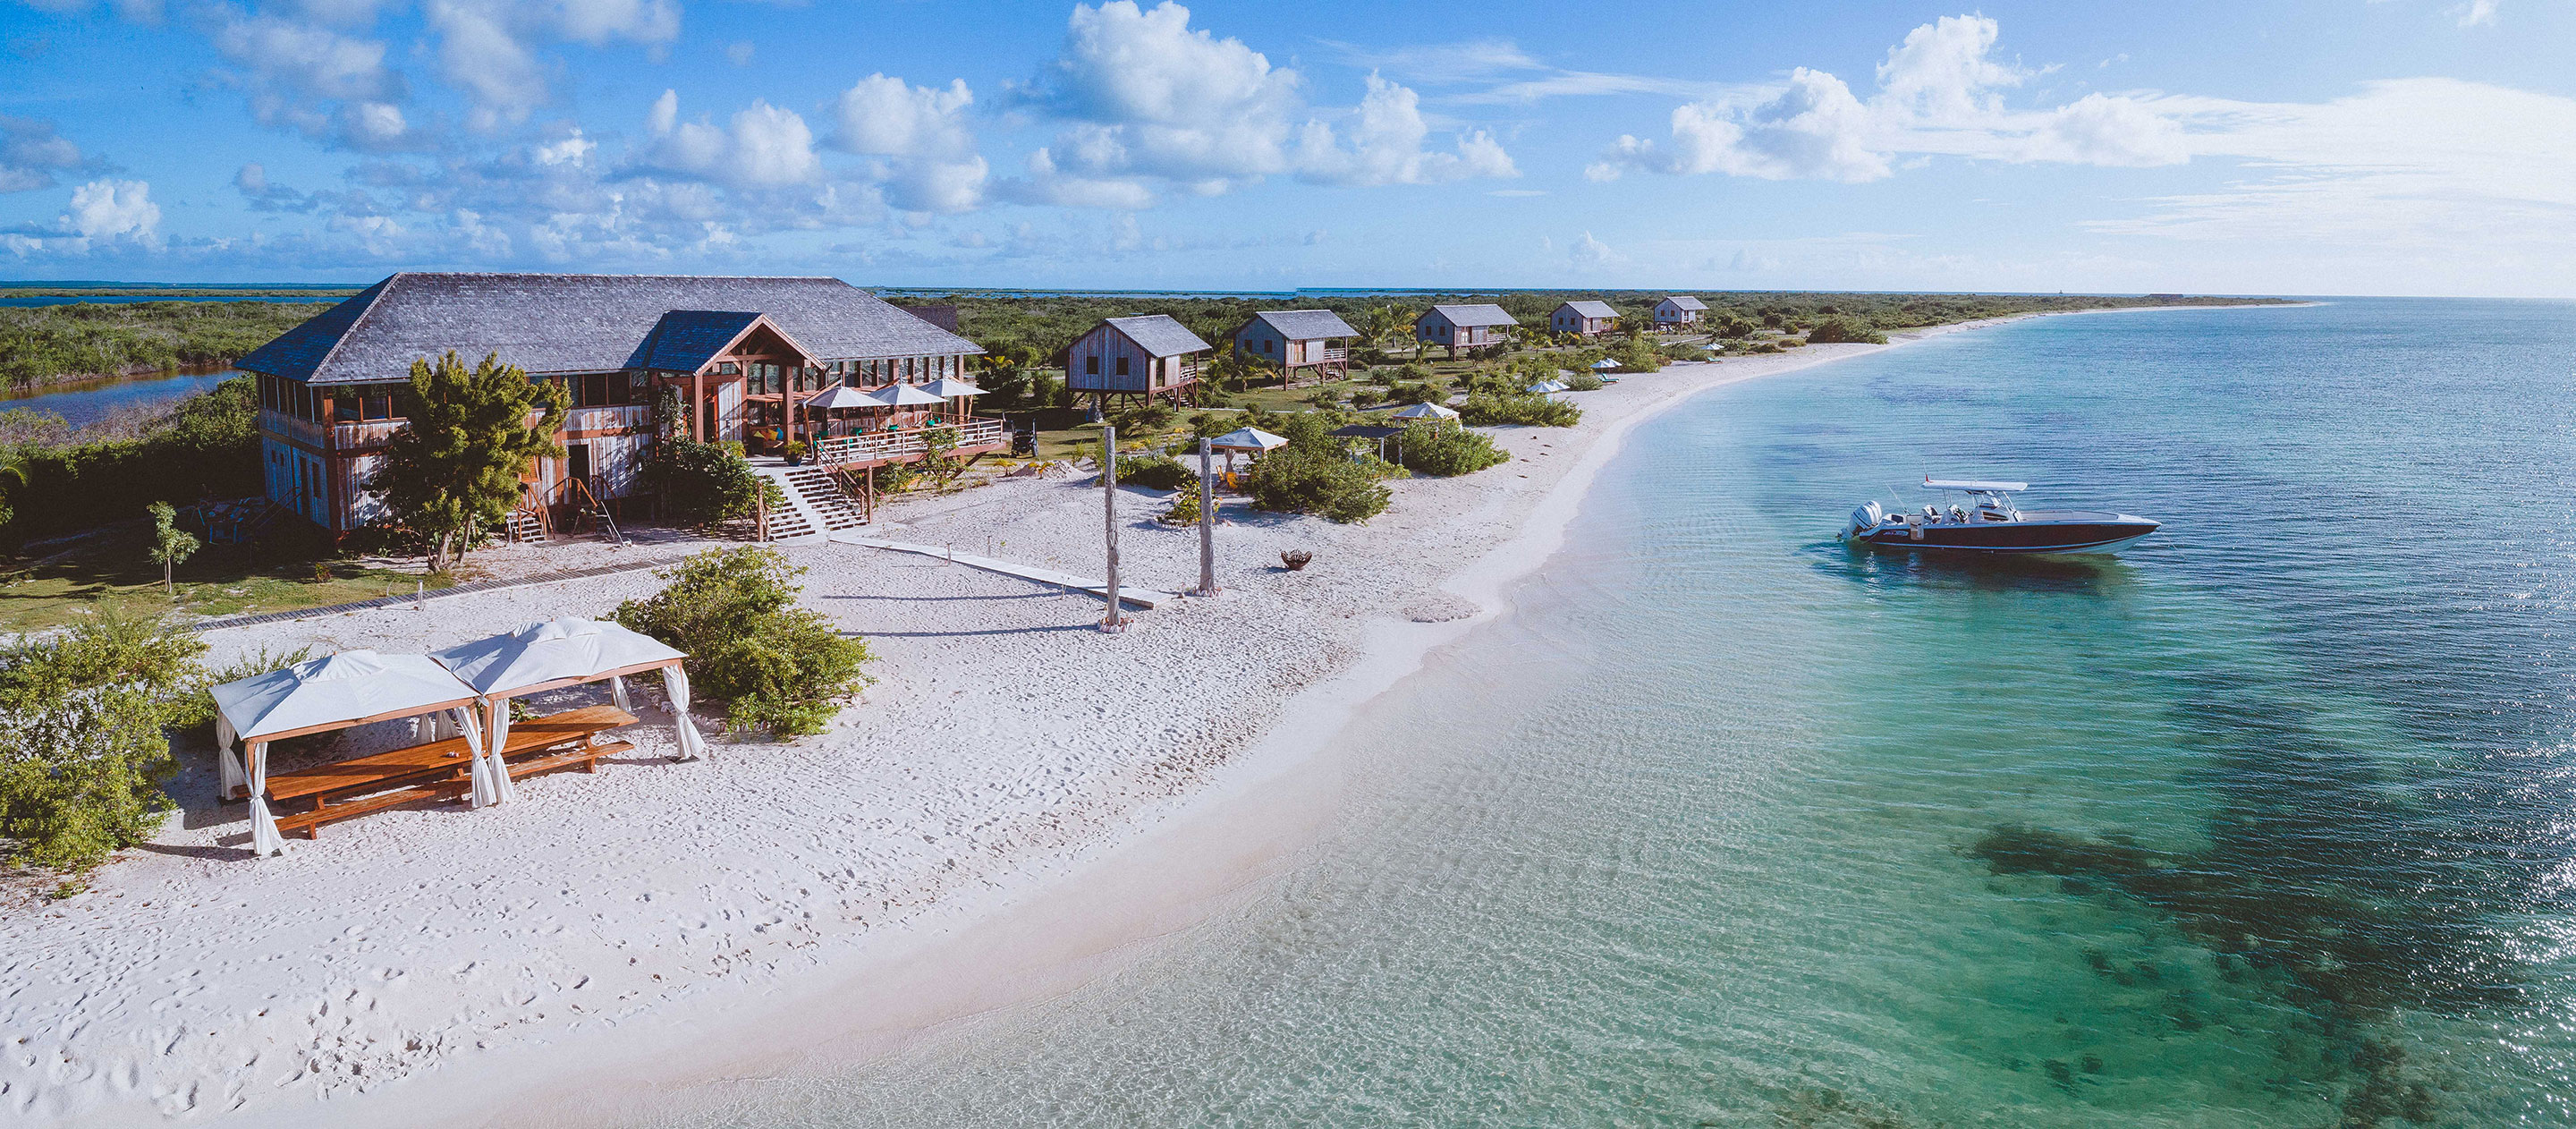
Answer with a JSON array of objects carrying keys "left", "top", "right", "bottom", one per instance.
[{"left": 669, "top": 300, "right": 2576, "bottom": 1127}]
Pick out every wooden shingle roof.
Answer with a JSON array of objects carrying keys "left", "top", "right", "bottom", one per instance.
[
  {"left": 1419, "top": 303, "right": 1518, "bottom": 327},
  {"left": 1559, "top": 300, "right": 1618, "bottom": 318},
  {"left": 1101, "top": 314, "right": 1213, "bottom": 357},
  {"left": 237, "top": 272, "right": 982, "bottom": 386},
  {"left": 1661, "top": 295, "right": 1708, "bottom": 311},
  {"left": 1244, "top": 310, "right": 1359, "bottom": 341}
]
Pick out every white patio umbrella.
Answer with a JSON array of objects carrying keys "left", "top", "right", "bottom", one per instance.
[
  {"left": 869, "top": 383, "right": 948, "bottom": 408},
  {"left": 210, "top": 650, "right": 483, "bottom": 855},
  {"left": 802, "top": 384, "right": 879, "bottom": 410},
  {"left": 1589, "top": 358, "right": 1621, "bottom": 370},
  {"left": 1525, "top": 379, "right": 1567, "bottom": 395},
  {"left": 1388, "top": 402, "right": 1460, "bottom": 421},
  {"left": 918, "top": 378, "right": 985, "bottom": 399}
]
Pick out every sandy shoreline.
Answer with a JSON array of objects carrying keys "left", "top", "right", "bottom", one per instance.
[{"left": 5, "top": 314, "right": 2029, "bottom": 1128}]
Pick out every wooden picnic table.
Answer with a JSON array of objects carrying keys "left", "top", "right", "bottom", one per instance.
[{"left": 261, "top": 704, "right": 638, "bottom": 839}]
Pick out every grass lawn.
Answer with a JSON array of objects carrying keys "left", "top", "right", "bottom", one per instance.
[{"left": 0, "top": 524, "right": 446, "bottom": 633}]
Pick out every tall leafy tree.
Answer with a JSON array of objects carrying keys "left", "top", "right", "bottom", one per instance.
[{"left": 369, "top": 351, "right": 566, "bottom": 570}]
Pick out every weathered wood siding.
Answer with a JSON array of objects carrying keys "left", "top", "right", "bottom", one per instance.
[{"left": 1068, "top": 324, "right": 1159, "bottom": 393}]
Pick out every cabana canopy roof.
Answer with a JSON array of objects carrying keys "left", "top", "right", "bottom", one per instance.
[
  {"left": 1389, "top": 401, "right": 1461, "bottom": 420},
  {"left": 919, "top": 378, "right": 985, "bottom": 398},
  {"left": 1208, "top": 426, "right": 1289, "bottom": 452},
  {"left": 212, "top": 650, "right": 480, "bottom": 743},
  {"left": 430, "top": 617, "right": 685, "bottom": 700}
]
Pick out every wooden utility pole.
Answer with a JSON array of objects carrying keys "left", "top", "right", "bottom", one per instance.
[
  {"left": 1194, "top": 437, "right": 1218, "bottom": 597},
  {"left": 1100, "top": 426, "right": 1125, "bottom": 632}
]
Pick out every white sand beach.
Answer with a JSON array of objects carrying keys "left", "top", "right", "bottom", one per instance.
[{"left": 3, "top": 319, "right": 2017, "bottom": 1127}]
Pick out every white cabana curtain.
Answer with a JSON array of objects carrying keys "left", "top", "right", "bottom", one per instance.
[
  {"left": 215, "top": 714, "right": 245, "bottom": 796},
  {"left": 246, "top": 743, "right": 284, "bottom": 856},
  {"left": 663, "top": 666, "right": 708, "bottom": 761},
  {"left": 462, "top": 704, "right": 514, "bottom": 808},
  {"left": 608, "top": 675, "right": 631, "bottom": 715}
]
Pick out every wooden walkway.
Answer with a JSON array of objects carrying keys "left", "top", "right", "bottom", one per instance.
[{"left": 827, "top": 533, "right": 1177, "bottom": 610}]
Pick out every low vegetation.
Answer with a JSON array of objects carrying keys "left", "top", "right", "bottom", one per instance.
[
  {"left": 1108, "top": 448, "right": 1195, "bottom": 492},
  {"left": 0, "top": 377, "right": 263, "bottom": 546},
  {"left": 1242, "top": 415, "right": 1391, "bottom": 523},
  {"left": 0, "top": 613, "right": 205, "bottom": 870},
  {"left": 1460, "top": 392, "right": 1582, "bottom": 428},
  {"left": 647, "top": 438, "right": 767, "bottom": 526},
  {"left": 1806, "top": 315, "right": 1889, "bottom": 344},
  {"left": 1394, "top": 423, "right": 1509, "bottom": 477},
  {"left": 0, "top": 301, "right": 331, "bottom": 388},
  {"left": 614, "top": 547, "right": 871, "bottom": 738}
]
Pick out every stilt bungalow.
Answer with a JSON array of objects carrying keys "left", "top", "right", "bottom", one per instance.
[
  {"left": 236, "top": 273, "right": 993, "bottom": 536},
  {"left": 1065, "top": 315, "right": 1211, "bottom": 411},
  {"left": 1228, "top": 310, "right": 1359, "bottom": 385},
  {"left": 1654, "top": 295, "right": 1707, "bottom": 328},
  {"left": 1413, "top": 303, "right": 1518, "bottom": 360},
  {"left": 1551, "top": 300, "right": 1618, "bottom": 337}
]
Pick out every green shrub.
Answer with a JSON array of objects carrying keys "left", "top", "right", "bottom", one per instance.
[
  {"left": 1395, "top": 423, "right": 1508, "bottom": 477},
  {"left": 614, "top": 548, "right": 872, "bottom": 738},
  {"left": 1159, "top": 488, "right": 1202, "bottom": 525},
  {"left": 648, "top": 439, "right": 766, "bottom": 525},
  {"left": 1113, "top": 449, "right": 1196, "bottom": 492},
  {"left": 1460, "top": 393, "right": 1581, "bottom": 428},
  {"left": 1243, "top": 415, "right": 1389, "bottom": 523},
  {"left": 1562, "top": 371, "right": 1606, "bottom": 392},
  {"left": 1245, "top": 450, "right": 1390, "bottom": 523},
  {"left": 0, "top": 612, "right": 208, "bottom": 870},
  {"left": 1807, "top": 315, "right": 1888, "bottom": 344}
]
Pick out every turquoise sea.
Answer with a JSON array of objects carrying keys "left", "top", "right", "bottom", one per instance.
[{"left": 675, "top": 299, "right": 2576, "bottom": 1127}]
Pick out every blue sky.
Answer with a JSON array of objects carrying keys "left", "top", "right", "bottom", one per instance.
[{"left": 1, "top": 0, "right": 2570, "bottom": 295}]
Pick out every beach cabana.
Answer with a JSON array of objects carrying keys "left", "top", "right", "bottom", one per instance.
[
  {"left": 1208, "top": 427, "right": 1289, "bottom": 454},
  {"left": 1589, "top": 358, "right": 1621, "bottom": 371},
  {"left": 1207, "top": 426, "right": 1288, "bottom": 482},
  {"left": 212, "top": 651, "right": 487, "bottom": 855},
  {"left": 431, "top": 616, "right": 705, "bottom": 768},
  {"left": 1389, "top": 401, "right": 1461, "bottom": 425},
  {"left": 1525, "top": 379, "right": 1568, "bottom": 395},
  {"left": 869, "top": 382, "right": 948, "bottom": 410}
]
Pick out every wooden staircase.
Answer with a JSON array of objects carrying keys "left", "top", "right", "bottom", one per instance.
[{"left": 750, "top": 463, "right": 868, "bottom": 541}]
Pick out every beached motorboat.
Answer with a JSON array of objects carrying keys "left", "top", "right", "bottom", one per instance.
[{"left": 1842, "top": 478, "right": 2159, "bottom": 554}]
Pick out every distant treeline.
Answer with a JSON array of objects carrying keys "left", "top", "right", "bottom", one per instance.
[
  {"left": 942, "top": 290, "right": 2287, "bottom": 367},
  {"left": 0, "top": 301, "right": 334, "bottom": 388}
]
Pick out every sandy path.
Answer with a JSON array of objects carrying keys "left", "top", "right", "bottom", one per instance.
[{"left": 3, "top": 322, "right": 2014, "bottom": 1127}]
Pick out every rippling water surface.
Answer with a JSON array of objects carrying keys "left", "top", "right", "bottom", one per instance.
[{"left": 676, "top": 300, "right": 2576, "bottom": 1127}]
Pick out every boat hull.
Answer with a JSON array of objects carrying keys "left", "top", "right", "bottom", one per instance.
[{"left": 1853, "top": 513, "right": 2159, "bottom": 555}]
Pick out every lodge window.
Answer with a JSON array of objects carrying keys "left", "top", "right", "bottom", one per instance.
[
  {"left": 1114, "top": 356, "right": 1130, "bottom": 377},
  {"left": 1086, "top": 355, "right": 1099, "bottom": 375},
  {"left": 363, "top": 389, "right": 394, "bottom": 420},
  {"left": 716, "top": 361, "right": 739, "bottom": 376},
  {"left": 333, "top": 394, "right": 357, "bottom": 422}
]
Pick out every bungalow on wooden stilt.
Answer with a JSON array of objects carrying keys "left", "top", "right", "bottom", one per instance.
[
  {"left": 1412, "top": 303, "right": 1518, "bottom": 360},
  {"left": 1228, "top": 310, "right": 1359, "bottom": 386},
  {"left": 1066, "top": 315, "right": 1212, "bottom": 414}
]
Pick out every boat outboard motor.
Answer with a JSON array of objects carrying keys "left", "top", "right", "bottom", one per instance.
[{"left": 1844, "top": 502, "right": 1885, "bottom": 540}]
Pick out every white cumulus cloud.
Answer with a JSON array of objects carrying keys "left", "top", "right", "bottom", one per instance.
[
  {"left": 1589, "top": 14, "right": 2184, "bottom": 183},
  {"left": 644, "top": 89, "right": 819, "bottom": 188},
  {"left": 64, "top": 178, "right": 158, "bottom": 241}
]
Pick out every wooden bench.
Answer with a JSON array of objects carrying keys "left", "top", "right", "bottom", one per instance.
[{"left": 263, "top": 705, "right": 638, "bottom": 839}]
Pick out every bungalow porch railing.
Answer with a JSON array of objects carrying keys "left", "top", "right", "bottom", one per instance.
[
  {"left": 1314, "top": 346, "right": 1349, "bottom": 363},
  {"left": 811, "top": 417, "right": 1008, "bottom": 468}
]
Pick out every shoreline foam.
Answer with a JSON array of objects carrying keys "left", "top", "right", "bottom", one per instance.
[{"left": 7, "top": 313, "right": 2043, "bottom": 1128}]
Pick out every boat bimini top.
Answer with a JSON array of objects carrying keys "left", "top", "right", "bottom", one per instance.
[{"left": 1921, "top": 477, "right": 2029, "bottom": 493}]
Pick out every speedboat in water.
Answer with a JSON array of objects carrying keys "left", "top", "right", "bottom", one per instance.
[{"left": 1842, "top": 478, "right": 2160, "bottom": 555}]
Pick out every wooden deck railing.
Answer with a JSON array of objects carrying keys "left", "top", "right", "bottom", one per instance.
[{"left": 812, "top": 418, "right": 1008, "bottom": 467}]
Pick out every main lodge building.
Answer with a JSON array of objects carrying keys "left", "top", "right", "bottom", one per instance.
[{"left": 238, "top": 273, "right": 986, "bottom": 533}]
